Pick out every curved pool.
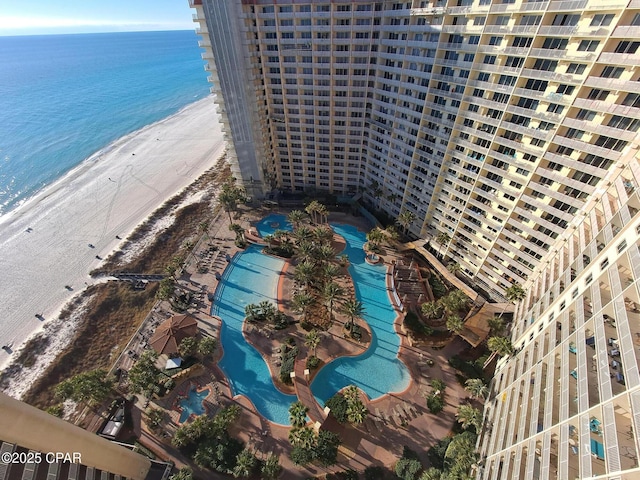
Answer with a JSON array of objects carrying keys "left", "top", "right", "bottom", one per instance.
[
  {"left": 310, "top": 223, "right": 410, "bottom": 404},
  {"left": 212, "top": 214, "right": 410, "bottom": 424},
  {"left": 212, "top": 245, "right": 296, "bottom": 425}
]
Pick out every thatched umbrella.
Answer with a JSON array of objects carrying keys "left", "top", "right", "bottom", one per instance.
[{"left": 149, "top": 314, "right": 198, "bottom": 355}]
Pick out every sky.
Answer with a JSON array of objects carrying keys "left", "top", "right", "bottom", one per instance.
[{"left": 0, "top": 0, "right": 196, "bottom": 36}]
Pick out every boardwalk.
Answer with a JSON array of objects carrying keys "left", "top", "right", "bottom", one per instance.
[{"left": 293, "top": 359, "right": 327, "bottom": 425}]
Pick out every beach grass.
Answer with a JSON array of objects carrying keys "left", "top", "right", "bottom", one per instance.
[{"left": 19, "top": 161, "right": 232, "bottom": 410}]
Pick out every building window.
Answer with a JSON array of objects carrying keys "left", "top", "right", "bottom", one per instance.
[{"left": 578, "top": 40, "right": 599, "bottom": 52}]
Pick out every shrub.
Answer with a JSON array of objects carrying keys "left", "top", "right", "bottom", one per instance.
[
  {"left": 427, "top": 394, "right": 445, "bottom": 414},
  {"left": 351, "top": 324, "right": 362, "bottom": 341},
  {"left": 325, "top": 392, "right": 348, "bottom": 423},
  {"left": 404, "top": 311, "right": 432, "bottom": 335},
  {"left": 427, "top": 437, "right": 452, "bottom": 470},
  {"left": 280, "top": 357, "right": 295, "bottom": 384},
  {"left": 306, "top": 355, "right": 320, "bottom": 370},
  {"left": 395, "top": 458, "right": 422, "bottom": 480},
  {"left": 364, "top": 465, "right": 386, "bottom": 480},
  {"left": 429, "top": 275, "right": 447, "bottom": 299}
]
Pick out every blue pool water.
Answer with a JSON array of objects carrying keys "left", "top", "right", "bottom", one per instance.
[
  {"left": 310, "top": 223, "right": 411, "bottom": 404},
  {"left": 254, "top": 215, "right": 292, "bottom": 237},
  {"left": 213, "top": 214, "right": 410, "bottom": 424},
  {"left": 212, "top": 245, "right": 296, "bottom": 425},
  {"left": 178, "top": 386, "right": 212, "bottom": 423}
]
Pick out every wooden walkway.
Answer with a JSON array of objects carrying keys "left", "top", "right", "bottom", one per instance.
[{"left": 293, "top": 359, "right": 327, "bottom": 425}]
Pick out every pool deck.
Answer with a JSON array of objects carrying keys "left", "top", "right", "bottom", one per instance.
[{"left": 131, "top": 207, "right": 473, "bottom": 477}]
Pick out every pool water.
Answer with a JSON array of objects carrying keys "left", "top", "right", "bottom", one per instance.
[
  {"left": 178, "top": 386, "right": 211, "bottom": 423},
  {"left": 310, "top": 223, "right": 410, "bottom": 404},
  {"left": 212, "top": 245, "right": 296, "bottom": 425},
  {"left": 212, "top": 214, "right": 410, "bottom": 424}
]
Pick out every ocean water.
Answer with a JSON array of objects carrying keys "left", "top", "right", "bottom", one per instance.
[{"left": 0, "top": 30, "right": 210, "bottom": 216}]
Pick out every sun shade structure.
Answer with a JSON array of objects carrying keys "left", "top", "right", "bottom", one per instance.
[{"left": 149, "top": 314, "right": 197, "bottom": 355}]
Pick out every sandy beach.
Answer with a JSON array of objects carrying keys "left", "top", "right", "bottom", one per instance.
[{"left": 0, "top": 95, "right": 225, "bottom": 372}]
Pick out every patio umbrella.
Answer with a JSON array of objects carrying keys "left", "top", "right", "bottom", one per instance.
[{"left": 149, "top": 314, "right": 198, "bottom": 355}]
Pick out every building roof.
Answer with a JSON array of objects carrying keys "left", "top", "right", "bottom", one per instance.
[{"left": 149, "top": 315, "right": 197, "bottom": 355}]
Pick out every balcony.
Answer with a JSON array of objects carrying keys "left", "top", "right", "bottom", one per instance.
[
  {"left": 528, "top": 48, "right": 595, "bottom": 61},
  {"left": 441, "top": 24, "right": 484, "bottom": 34},
  {"left": 538, "top": 26, "right": 578, "bottom": 36},
  {"left": 611, "top": 26, "right": 640, "bottom": 38},
  {"left": 410, "top": 7, "right": 446, "bottom": 16},
  {"left": 483, "top": 25, "right": 539, "bottom": 35},
  {"left": 548, "top": 0, "right": 589, "bottom": 10},
  {"left": 598, "top": 52, "right": 640, "bottom": 67},
  {"left": 584, "top": 77, "right": 640, "bottom": 95}
]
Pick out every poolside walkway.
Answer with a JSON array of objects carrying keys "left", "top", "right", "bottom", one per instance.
[{"left": 293, "top": 358, "right": 327, "bottom": 425}]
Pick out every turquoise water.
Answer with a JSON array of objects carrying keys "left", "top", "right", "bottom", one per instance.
[
  {"left": 255, "top": 215, "right": 292, "bottom": 237},
  {"left": 213, "top": 215, "right": 410, "bottom": 423},
  {"left": 212, "top": 245, "right": 296, "bottom": 425},
  {"left": 178, "top": 386, "right": 212, "bottom": 423},
  {"left": 310, "top": 223, "right": 411, "bottom": 403},
  {"left": 0, "top": 31, "right": 209, "bottom": 216}
]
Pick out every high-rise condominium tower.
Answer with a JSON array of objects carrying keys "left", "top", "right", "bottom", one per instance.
[{"left": 191, "top": 1, "right": 640, "bottom": 478}]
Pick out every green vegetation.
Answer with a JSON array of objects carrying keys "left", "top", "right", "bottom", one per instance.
[
  {"left": 127, "top": 350, "right": 161, "bottom": 398},
  {"left": 289, "top": 429, "right": 341, "bottom": 467},
  {"left": 426, "top": 431, "right": 479, "bottom": 479},
  {"left": 324, "top": 386, "right": 368, "bottom": 425},
  {"left": 289, "top": 401, "right": 309, "bottom": 428},
  {"left": 197, "top": 336, "right": 217, "bottom": 357},
  {"left": 395, "top": 447, "right": 423, "bottom": 480},
  {"left": 172, "top": 406, "right": 249, "bottom": 475},
  {"left": 488, "top": 336, "right": 514, "bottom": 356},
  {"left": 218, "top": 177, "right": 246, "bottom": 224},
  {"left": 169, "top": 467, "right": 193, "bottom": 480},
  {"left": 429, "top": 275, "right": 448, "bottom": 299},
  {"left": 426, "top": 379, "right": 446, "bottom": 414},
  {"left": 54, "top": 368, "right": 114, "bottom": 408},
  {"left": 449, "top": 355, "right": 487, "bottom": 382},
  {"left": 456, "top": 404, "right": 482, "bottom": 432},
  {"left": 279, "top": 342, "right": 299, "bottom": 384},
  {"left": 244, "top": 301, "right": 288, "bottom": 329},
  {"left": 178, "top": 337, "right": 198, "bottom": 358},
  {"left": 145, "top": 407, "right": 166, "bottom": 433},
  {"left": 404, "top": 311, "right": 433, "bottom": 336},
  {"left": 464, "top": 378, "right": 489, "bottom": 399}
]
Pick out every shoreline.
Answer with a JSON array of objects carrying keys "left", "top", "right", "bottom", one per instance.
[{"left": 0, "top": 94, "right": 226, "bottom": 376}]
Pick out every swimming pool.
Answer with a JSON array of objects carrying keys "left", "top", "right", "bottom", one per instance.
[
  {"left": 213, "top": 214, "right": 410, "bottom": 424},
  {"left": 212, "top": 245, "right": 296, "bottom": 425},
  {"left": 178, "top": 385, "right": 211, "bottom": 423},
  {"left": 310, "top": 223, "right": 410, "bottom": 404}
]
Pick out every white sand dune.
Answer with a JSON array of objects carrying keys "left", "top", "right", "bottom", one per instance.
[{"left": 0, "top": 95, "right": 225, "bottom": 372}]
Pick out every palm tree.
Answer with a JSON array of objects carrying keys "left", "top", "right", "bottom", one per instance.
[
  {"left": 322, "top": 263, "right": 340, "bottom": 281},
  {"left": 316, "top": 203, "right": 329, "bottom": 224},
  {"left": 314, "top": 225, "right": 334, "bottom": 244},
  {"left": 500, "top": 282, "right": 527, "bottom": 317},
  {"left": 323, "top": 282, "right": 345, "bottom": 320},
  {"left": 397, "top": 210, "right": 417, "bottom": 237},
  {"left": 420, "top": 468, "right": 444, "bottom": 480},
  {"left": 292, "top": 291, "right": 315, "bottom": 322},
  {"left": 289, "top": 401, "right": 309, "bottom": 428},
  {"left": 456, "top": 404, "right": 482, "bottom": 431},
  {"left": 464, "top": 378, "right": 489, "bottom": 399},
  {"left": 316, "top": 244, "right": 336, "bottom": 265},
  {"left": 296, "top": 241, "right": 315, "bottom": 264},
  {"left": 446, "top": 315, "right": 465, "bottom": 334},
  {"left": 366, "top": 227, "right": 385, "bottom": 249},
  {"left": 294, "top": 261, "right": 316, "bottom": 288},
  {"left": 288, "top": 427, "right": 316, "bottom": 449},
  {"left": 447, "top": 262, "right": 462, "bottom": 275},
  {"left": 232, "top": 448, "right": 257, "bottom": 478},
  {"left": 218, "top": 178, "right": 245, "bottom": 223},
  {"left": 341, "top": 298, "right": 365, "bottom": 332},
  {"left": 264, "top": 234, "right": 274, "bottom": 249},
  {"left": 305, "top": 330, "right": 321, "bottom": 357},
  {"left": 305, "top": 200, "right": 322, "bottom": 224},
  {"left": 487, "top": 315, "right": 505, "bottom": 334},
  {"left": 198, "top": 221, "right": 210, "bottom": 242},
  {"left": 294, "top": 226, "right": 313, "bottom": 245},
  {"left": 229, "top": 223, "right": 245, "bottom": 244},
  {"left": 260, "top": 453, "right": 281, "bottom": 480},
  {"left": 435, "top": 231, "right": 451, "bottom": 247},
  {"left": 287, "top": 209, "right": 306, "bottom": 230},
  {"left": 421, "top": 301, "right": 443, "bottom": 320},
  {"left": 488, "top": 336, "right": 514, "bottom": 356}
]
